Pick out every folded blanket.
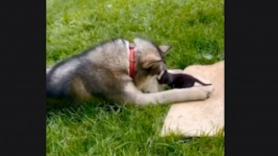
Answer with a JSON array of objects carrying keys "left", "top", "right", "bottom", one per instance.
[{"left": 161, "top": 61, "right": 224, "bottom": 137}]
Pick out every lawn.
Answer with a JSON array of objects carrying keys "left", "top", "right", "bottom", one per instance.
[{"left": 47, "top": 0, "right": 224, "bottom": 155}]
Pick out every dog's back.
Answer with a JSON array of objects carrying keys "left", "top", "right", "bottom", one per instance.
[{"left": 46, "top": 39, "right": 129, "bottom": 102}]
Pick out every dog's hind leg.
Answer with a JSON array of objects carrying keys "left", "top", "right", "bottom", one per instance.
[{"left": 123, "top": 82, "right": 214, "bottom": 106}]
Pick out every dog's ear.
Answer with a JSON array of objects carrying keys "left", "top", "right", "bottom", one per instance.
[{"left": 159, "top": 45, "right": 171, "bottom": 56}]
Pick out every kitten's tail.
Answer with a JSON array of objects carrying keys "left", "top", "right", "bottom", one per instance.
[{"left": 185, "top": 73, "right": 212, "bottom": 86}]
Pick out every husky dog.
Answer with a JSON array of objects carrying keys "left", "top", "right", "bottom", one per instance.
[{"left": 47, "top": 38, "right": 213, "bottom": 106}]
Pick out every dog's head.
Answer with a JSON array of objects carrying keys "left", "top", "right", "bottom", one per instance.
[{"left": 132, "top": 38, "right": 171, "bottom": 93}]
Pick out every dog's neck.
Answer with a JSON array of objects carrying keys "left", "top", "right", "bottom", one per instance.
[{"left": 128, "top": 43, "right": 137, "bottom": 79}]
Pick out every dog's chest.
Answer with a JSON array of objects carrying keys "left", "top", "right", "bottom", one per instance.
[{"left": 135, "top": 76, "right": 164, "bottom": 93}]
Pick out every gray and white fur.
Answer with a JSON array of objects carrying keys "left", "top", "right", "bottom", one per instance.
[{"left": 47, "top": 38, "right": 213, "bottom": 106}]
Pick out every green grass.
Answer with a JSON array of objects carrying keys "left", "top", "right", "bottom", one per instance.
[{"left": 47, "top": 0, "right": 224, "bottom": 155}]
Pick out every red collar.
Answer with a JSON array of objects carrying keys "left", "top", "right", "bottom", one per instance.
[{"left": 129, "top": 46, "right": 137, "bottom": 79}]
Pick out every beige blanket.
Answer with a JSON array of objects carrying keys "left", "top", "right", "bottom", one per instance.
[{"left": 161, "top": 61, "right": 224, "bottom": 137}]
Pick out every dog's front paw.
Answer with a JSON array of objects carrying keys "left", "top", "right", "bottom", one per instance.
[
  {"left": 189, "top": 85, "right": 214, "bottom": 100},
  {"left": 201, "top": 85, "right": 214, "bottom": 98}
]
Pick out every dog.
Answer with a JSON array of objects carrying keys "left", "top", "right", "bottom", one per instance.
[{"left": 47, "top": 38, "right": 214, "bottom": 106}]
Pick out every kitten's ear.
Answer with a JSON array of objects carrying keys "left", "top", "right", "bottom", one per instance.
[{"left": 159, "top": 45, "right": 171, "bottom": 56}]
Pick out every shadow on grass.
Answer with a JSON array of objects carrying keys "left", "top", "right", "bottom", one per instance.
[{"left": 46, "top": 97, "right": 126, "bottom": 119}]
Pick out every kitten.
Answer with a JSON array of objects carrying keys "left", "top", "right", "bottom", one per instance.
[{"left": 158, "top": 70, "right": 212, "bottom": 89}]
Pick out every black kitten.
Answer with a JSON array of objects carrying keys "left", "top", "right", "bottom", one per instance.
[{"left": 158, "top": 70, "right": 212, "bottom": 89}]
